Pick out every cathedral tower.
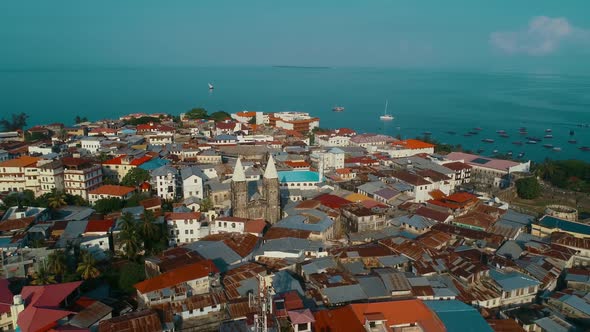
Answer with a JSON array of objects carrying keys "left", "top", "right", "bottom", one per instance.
[
  {"left": 263, "top": 154, "right": 281, "bottom": 224},
  {"left": 230, "top": 158, "right": 248, "bottom": 218}
]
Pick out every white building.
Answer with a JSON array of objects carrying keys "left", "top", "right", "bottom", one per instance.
[
  {"left": 63, "top": 157, "right": 103, "bottom": 201},
  {"left": 390, "top": 170, "right": 433, "bottom": 203},
  {"left": 80, "top": 137, "right": 104, "bottom": 154},
  {"left": 88, "top": 185, "right": 135, "bottom": 205},
  {"left": 180, "top": 166, "right": 207, "bottom": 200},
  {"left": 211, "top": 216, "right": 266, "bottom": 236},
  {"left": 316, "top": 135, "right": 351, "bottom": 147},
  {"left": 38, "top": 160, "right": 64, "bottom": 195},
  {"left": 310, "top": 148, "right": 345, "bottom": 172},
  {"left": 0, "top": 150, "right": 8, "bottom": 162},
  {"left": 271, "top": 112, "right": 320, "bottom": 132},
  {"left": 151, "top": 165, "right": 178, "bottom": 201},
  {"left": 165, "top": 212, "right": 206, "bottom": 245}
]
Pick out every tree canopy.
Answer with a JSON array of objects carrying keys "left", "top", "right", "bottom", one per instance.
[
  {"left": 184, "top": 108, "right": 230, "bottom": 122},
  {"left": 0, "top": 112, "right": 28, "bottom": 131},
  {"left": 123, "top": 116, "right": 161, "bottom": 125},
  {"left": 74, "top": 115, "right": 88, "bottom": 124},
  {"left": 535, "top": 159, "right": 590, "bottom": 193},
  {"left": 94, "top": 197, "right": 124, "bottom": 214},
  {"left": 121, "top": 168, "right": 150, "bottom": 187},
  {"left": 515, "top": 177, "right": 542, "bottom": 199}
]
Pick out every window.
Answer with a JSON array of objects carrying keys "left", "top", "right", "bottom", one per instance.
[
  {"left": 231, "top": 223, "right": 236, "bottom": 228},
  {"left": 200, "top": 308, "right": 204, "bottom": 312},
  {"left": 528, "top": 286, "right": 536, "bottom": 294},
  {"left": 297, "top": 323, "right": 308, "bottom": 330}
]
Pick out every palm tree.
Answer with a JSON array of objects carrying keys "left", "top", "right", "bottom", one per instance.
[
  {"left": 119, "top": 228, "right": 142, "bottom": 260},
  {"left": 48, "top": 191, "right": 67, "bottom": 209},
  {"left": 139, "top": 210, "right": 158, "bottom": 240},
  {"left": 119, "top": 212, "right": 136, "bottom": 234},
  {"left": 76, "top": 251, "right": 100, "bottom": 280},
  {"left": 47, "top": 250, "right": 68, "bottom": 279},
  {"left": 31, "top": 266, "right": 56, "bottom": 285}
]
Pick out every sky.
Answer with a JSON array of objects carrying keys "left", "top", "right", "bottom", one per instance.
[{"left": 1, "top": 1, "right": 589, "bottom": 72}]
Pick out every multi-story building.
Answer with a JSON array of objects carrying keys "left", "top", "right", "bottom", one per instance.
[
  {"left": 102, "top": 154, "right": 153, "bottom": 182},
  {"left": 62, "top": 157, "right": 103, "bottom": 201},
  {"left": 151, "top": 165, "right": 178, "bottom": 201},
  {"left": 180, "top": 166, "right": 206, "bottom": 200},
  {"left": 270, "top": 112, "right": 319, "bottom": 132},
  {"left": 446, "top": 152, "right": 530, "bottom": 188},
  {"left": 80, "top": 136, "right": 104, "bottom": 154},
  {"left": 0, "top": 156, "right": 40, "bottom": 193},
  {"left": 37, "top": 160, "right": 64, "bottom": 195},
  {"left": 165, "top": 212, "right": 205, "bottom": 245},
  {"left": 310, "top": 148, "right": 345, "bottom": 172}
]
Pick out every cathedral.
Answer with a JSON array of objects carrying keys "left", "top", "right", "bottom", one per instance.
[{"left": 230, "top": 155, "right": 281, "bottom": 224}]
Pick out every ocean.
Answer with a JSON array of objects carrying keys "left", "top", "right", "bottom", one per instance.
[{"left": 0, "top": 66, "right": 589, "bottom": 162}]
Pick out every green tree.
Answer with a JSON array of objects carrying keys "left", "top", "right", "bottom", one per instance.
[
  {"left": 0, "top": 112, "right": 28, "bottom": 131},
  {"left": 74, "top": 115, "right": 88, "bottom": 124},
  {"left": 139, "top": 210, "right": 158, "bottom": 241},
  {"left": 2, "top": 190, "right": 36, "bottom": 208},
  {"left": 94, "top": 197, "right": 124, "bottom": 214},
  {"left": 185, "top": 108, "right": 208, "bottom": 120},
  {"left": 31, "top": 266, "right": 56, "bottom": 285},
  {"left": 515, "top": 177, "right": 542, "bottom": 199},
  {"left": 200, "top": 197, "right": 213, "bottom": 212},
  {"left": 121, "top": 168, "right": 150, "bottom": 187},
  {"left": 76, "top": 251, "right": 100, "bottom": 280},
  {"left": 209, "top": 111, "right": 231, "bottom": 122},
  {"left": 47, "top": 250, "right": 68, "bottom": 280},
  {"left": 119, "top": 229, "right": 142, "bottom": 260},
  {"left": 248, "top": 117, "right": 257, "bottom": 125},
  {"left": 48, "top": 191, "right": 67, "bottom": 209},
  {"left": 25, "top": 131, "right": 49, "bottom": 142},
  {"left": 117, "top": 262, "right": 146, "bottom": 294},
  {"left": 123, "top": 116, "right": 161, "bottom": 125}
]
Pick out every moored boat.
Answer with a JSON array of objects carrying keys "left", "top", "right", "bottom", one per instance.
[
  {"left": 332, "top": 106, "right": 345, "bottom": 112},
  {"left": 482, "top": 138, "right": 494, "bottom": 143}
]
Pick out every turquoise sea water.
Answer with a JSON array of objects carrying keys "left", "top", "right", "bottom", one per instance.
[{"left": 0, "top": 66, "right": 588, "bottom": 161}]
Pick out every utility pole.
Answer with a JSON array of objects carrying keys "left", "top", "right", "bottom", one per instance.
[{"left": 249, "top": 273, "right": 274, "bottom": 332}]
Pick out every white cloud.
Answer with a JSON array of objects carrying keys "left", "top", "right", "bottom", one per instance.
[{"left": 490, "top": 16, "right": 589, "bottom": 56}]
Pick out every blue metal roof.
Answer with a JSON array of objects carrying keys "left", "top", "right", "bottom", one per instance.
[
  {"left": 278, "top": 170, "right": 323, "bottom": 183},
  {"left": 489, "top": 269, "right": 540, "bottom": 291},
  {"left": 538, "top": 215, "right": 590, "bottom": 236},
  {"left": 424, "top": 300, "right": 493, "bottom": 332},
  {"left": 138, "top": 158, "right": 170, "bottom": 171}
]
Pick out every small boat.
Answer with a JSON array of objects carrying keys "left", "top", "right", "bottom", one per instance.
[
  {"left": 526, "top": 141, "right": 537, "bottom": 145},
  {"left": 570, "top": 130, "right": 575, "bottom": 136},
  {"left": 544, "top": 134, "right": 553, "bottom": 139},
  {"left": 500, "top": 134, "right": 509, "bottom": 138},
  {"left": 526, "top": 137, "right": 541, "bottom": 142},
  {"left": 519, "top": 127, "right": 527, "bottom": 131},
  {"left": 496, "top": 130, "right": 506, "bottom": 134},
  {"left": 553, "top": 147, "right": 562, "bottom": 152},
  {"left": 507, "top": 151, "right": 513, "bottom": 156},
  {"left": 580, "top": 146, "right": 590, "bottom": 152},
  {"left": 468, "top": 131, "right": 478, "bottom": 135},
  {"left": 482, "top": 138, "right": 494, "bottom": 143},
  {"left": 493, "top": 149, "right": 499, "bottom": 154},
  {"left": 474, "top": 127, "right": 483, "bottom": 131},
  {"left": 543, "top": 144, "right": 553, "bottom": 149},
  {"left": 446, "top": 131, "right": 456, "bottom": 135},
  {"left": 518, "top": 152, "right": 525, "bottom": 158},
  {"left": 512, "top": 141, "right": 523, "bottom": 146},
  {"left": 208, "top": 83, "right": 214, "bottom": 90},
  {"left": 332, "top": 106, "right": 345, "bottom": 112},
  {"left": 545, "top": 129, "right": 552, "bottom": 133},
  {"left": 568, "top": 139, "right": 577, "bottom": 144},
  {"left": 380, "top": 100, "right": 394, "bottom": 121},
  {"left": 463, "top": 133, "right": 473, "bottom": 137}
]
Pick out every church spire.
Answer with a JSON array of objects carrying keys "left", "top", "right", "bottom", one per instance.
[
  {"left": 263, "top": 154, "right": 278, "bottom": 179},
  {"left": 232, "top": 158, "right": 246, "bottom": 182}
]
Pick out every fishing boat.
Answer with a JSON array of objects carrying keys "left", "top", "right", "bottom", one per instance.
[
  {"left": 512, "top": 141, "right": 523, "bottom": 146},
  {"left": 580, "top": 146, "right": 590, "bottom": 152},
  {"left": 553, "top": 147, "right": 562, "bottom": 152},
  {"left": 526, "top": 137, "right": 541, "bottom": 142},
  {"left": 379, "top": 100, "right": 394, "bottom": 121},
  {"left": 493, "top": 149, "right": 499, "bottom": 154},
  {"left": 332, "top": 106, "right": 345, "bottom": 112},
  {"left": 208, "top": 83, "right": 214, "bottom": 90},
  {"left": 464, "top": 133, "right": 473, "bottom": 137},
  {"left": 496, "top": 130, "right": 506, "bottom": 134},
  {"left": 468, "top": 131, "right": 478, "bottom": 135},
  {"left": 526, "top": 141, "right": 537, "bottom": 145},
  {"left": 568, "top": 139, "right": 577, "bottom": 144},
  {"left": 482, "top": 138, "right": 494, "bottom": 143},
  {"left": 544, "top": 134, "right": 553, "bottom": 139},
  {"left": 543, "top": 144, "right": 554, "bottom": 149},
  {"left": 519, "top": 127, "right": 527, "bottom": 131},
  {"left": 545, "top": 129, "right": 552, "bottom": 133},
  {"left": 507, "top": 151, "right": 513, "bottom": 156},
  {"left": 500, "top": 134, "right": 509, "bottom": 138},
  {"left": 518, "top": 152, "right": 525, "bottom": 158},
  {"left": 474, "top": 127, "right": 483, "bottom": 131}
]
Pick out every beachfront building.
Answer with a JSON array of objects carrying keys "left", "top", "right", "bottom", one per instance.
[
  {"left": 270, "top": 112, "right": 319, "bottom": 132},
  {"left": 378, "top": 139, "right": 435, "bottom": 158},
  {"left": 349, "top": 134, "right": 396, "bottom": 148},
  {"left": 62, "top": 157, "right": 103, "bottom": 201},
  {"left": 231, "top": 111, "right": 269, "bottom": 125},
  {"left": 446, "top": 152, "right": 530, "bottom": 188}
]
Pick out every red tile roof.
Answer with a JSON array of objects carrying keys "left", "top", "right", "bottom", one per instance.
[
  {"left": 84, "top": 220, "right": 115, "bottom": 233},
  {"left": 0, "top": 217, "right": 35, "bottom": 232},
  {"left": 443, "top": 161, "right": 472, "bottom": 171},
  {"left": 313, "top": 193, "right": 351, "bottom": 209},
  {"left": 89, "top": 185, "right": 135, "bottom": 197},
  {"left": 200, "top": 233, "right": 258, "bottom": 258},
  {"left": 134, "top": 260, "right": 218, "bottom": 294},
  {"left": 394, "top": 139, "right": 435, "bottom": 150},
  {"left": 0, "top": 155, "right": 40, "bottom": 168},
  {"left": 102, "top": 154, "right": 153, "bottom": 166},
  {"left": 414, "top": 206, "right": 451, "bottom": 223},
  {"left": 98, "top": 309, "right": 162, "bottom": 332}
]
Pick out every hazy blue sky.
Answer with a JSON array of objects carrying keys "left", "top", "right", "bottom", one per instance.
[{"left": 1, "top": 1, "right": 589, "bottom": 71}]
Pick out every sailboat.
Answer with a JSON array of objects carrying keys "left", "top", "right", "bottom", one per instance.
[
  {"left": 380, "top": 100, "right": 394, "bottom": 121},
  {"left": 208, "top": 83, "right": 214, "bottom": 90}
]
